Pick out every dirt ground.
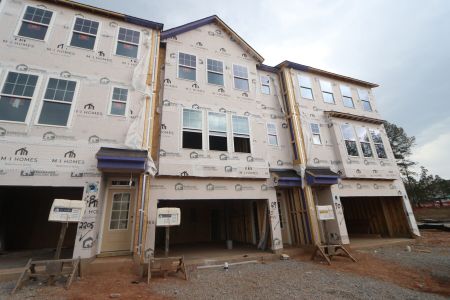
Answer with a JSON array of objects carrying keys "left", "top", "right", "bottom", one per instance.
[
  {"left": 413, "top": 207, "right": 450, "bottom": 221},
  {"left": 1, "top": 230, "right": 448, "bottom": 299}
]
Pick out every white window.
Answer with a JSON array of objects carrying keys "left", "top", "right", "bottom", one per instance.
[
  {"left": 208, "top": 112, "right": 227, "bottom": 151},
  {"left": 298, "top": 75, "right": 313, "bottom": 100},
  {"left": 356, "top": 127, "right": 373, "bottom": 157},
  {"left": 70, "top": 17, "right": 99, "bottom": 50},
  {"left": 110, "top": 87, "right": 128, "bottom": 116},
  {"left": 358, "top": 88, "right": 372, "bottom": 112},
  {"left": 341, "top": 124, "right": 359, "bottom": 156},
  {"left": 320, "top": 80, "right": 335, "bottom": 104},
  {"left": 233, "top": 65, "right": 249, "bottom": 91},
  {"left": 0, "top": 72, "right": 39, "bottom": 122},
  {"left": 310, "top": 123, "right": 322, "bottom": 145},
  {"left": 109, "top": 192, "right": 131, "bottom": 230},
  {"left": 207, "top": 59, "right": 224, "bottom": 85},
  {"left": 233, "top": 116, "right": 251, "bottom": 153},
  {"left": 369, "top": 129, "right": 387, "bottom": 159},
  {"left": 340, "top": 85, "right": 354, "bottom": 108},
  {"left": 38, "top": 78, "right": 77, "bottom": 126},
  {"left": 260, "top": 76, "right": 270, "bottom": 95},
  {"left": 267, "top": 123, "right": 278, "bottom": 146},
  {"left": 178, "top": 52, "right": 196, "bottom": 81},
  {"left": 182, "top": 109, "right": 202, "bottom": 149},
  {"left": 116, "top": 27, "right": 140, "bottom": 58},
  {"left": 18, "top": 6, "right": 53, "bottom": 40}
]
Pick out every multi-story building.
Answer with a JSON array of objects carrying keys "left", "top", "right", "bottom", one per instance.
[{"left": 0, "top": 0, "right": 163, "bottom": 261}]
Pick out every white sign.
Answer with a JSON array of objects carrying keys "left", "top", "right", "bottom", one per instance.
[
  {"left": 49, "top": 199, "right": 85, "bottom": 222},
  {"left": 316, "top": 205, "right": 335, "bottom": 220},
  {"left": 156, "top": 207, "right": 181, "bottom": 226}
]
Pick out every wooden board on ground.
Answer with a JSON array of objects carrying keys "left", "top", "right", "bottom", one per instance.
[
  {"left": 147, "top": 256, "right": 188, "bottom": 283},
  {"left": 311, "top": 244, "right": 357, "bottom": 265}
]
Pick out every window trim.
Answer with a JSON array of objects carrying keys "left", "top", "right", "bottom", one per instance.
[
  {"left": 356, "top": 126, "right": 373, "bottom": 158},
  {"left": 232, "top": 115, "right": 251, "bottom": 153},
  {"left": 205, "top": 58, "right": 225, "bottom": 86},
  {"left": 340, "top": 84, "right": 355, "bottom": 108},
  {"left": 319, "top": 79, "right": 335, "bottom": 104},
  {"left": 310, "top": 123, "right": 322, "bottom": 145},
  {"left": 298, "top": 74, "right": 314, "bottom": 100},
  {"left": 34, "top": 76, "right": 79, "bottom": 128},
  {"left": 266, "top": 122, "right": 278, "bottom": 146},
  {"left": 181, "top": 108, "right": 203, "bottom": 150},
  {"left": 369, "top": 128, "right": 388, "bottom": 159},
  {"left": 177, "top": 51, "right": 197, "bottom": 81},
  {"left": 67, "top": 16, "right": 101, "bottom": 52},
  {"left": 232, "top": 63, "right": 249, "bottom": 92},
  {"left": 340, "top": 123, "right": 359, "bottom": 157},
  {"left": 107, "top": 86, "right": 129, "bottom": 117},
  {"left": 358, "top": 88, "right": 372, "bottom": 112},
  {"left": 114, "top": 26, "right": 141, "bottom": 59},
  {"left": 0, "top": 69, "right": 42, "bottom": 125},
  {"left": 208, "top": 111, "right": 228, "bottom": 151},
  {"left": 260, "top": 75, "right": 271, "bottom": 95},
  {"left": 14, "top": 5, "right": 56, "bottom": 42}
]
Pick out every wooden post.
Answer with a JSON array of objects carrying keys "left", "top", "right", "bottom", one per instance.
[
  {"left": 164, "top": 226, "right": 170, "bottom": 257},
  {"left": 55, "top": 222, "right": 68, "bottom": 260}
]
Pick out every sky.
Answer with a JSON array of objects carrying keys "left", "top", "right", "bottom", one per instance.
[{"left": 78, "top": 0, "right": 450, "bottom": 178}]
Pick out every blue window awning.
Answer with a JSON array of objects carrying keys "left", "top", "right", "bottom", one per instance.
[
  {"left": 96, "top": 147, "right": 147, "bottom": 172},
  {"left": 272, "top": 170, "right": 302, "bottom": 187},
  {"left": 305, "top": 167, "right": 339, "bottom": 186}
]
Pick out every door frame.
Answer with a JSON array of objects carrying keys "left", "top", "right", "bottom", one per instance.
[{"left": 98, "top": 177, "right": 138, "bottom": 254}]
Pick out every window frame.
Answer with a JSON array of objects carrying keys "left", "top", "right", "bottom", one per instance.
[
  {"left": 114, "top": 26, "right": 141, "bottom": 59},
  {"left": 310, "top": 123, "right": 322, "bottom": 145},
  {"left": 35, "top": 76, "right": 79, "bottom": 128},
  {"left": 358, "top": 88, "right": 372, "bottom": 112},
  {"left": 181, "top": 108, "right": 203, "bottom": 150},
  {"left": 260, "top": 75, "right": 271, "bottom": 95},
  {"left": 232, "top": 115, "right": 251, "bottom": 153},
  {"left": 356, "top": 126, "right": 373, "bottom": 158},
  {"left": 369, "top": 128, "right": 388, "bottom": 159},
  {"left": 177, "top": 51, "right": 197, "bottom": 81},
  {"left": 319, "top": 79, "right": 335, "bottom": 104},
  {"left": 266, "top": 122, "right": 278, "bottom": 146},
  {"left": 15, "top": 5, "right": 55, "bottom": 42},
  {"left": 340, "top": 84, "right": 355, "bottom": 108},
  {"left": 68, "top": 16, "right": 101, "bottom": 51},
  {"left": 108, "top": 191, "right": 132, "bottom": 231},
  {"left": 205, "top": 58, "right": 225, "bottom": 86},
  {"left": 340, "top": 123, "right": 359, "bottom": 157},
  {"left": 0, "top": 70, "right": 41, "bottom": 125},
  {"left": 208, "top": 111, "right": 228, "bottom": 151},
  {"left": 108, "top": 86, "right": 129, "bottom": 117},
  {"left": 232, "top": 64, "right": 249, "bottom": 92},
  {"left": 298, "top": 74, "right": 314, "bottom": 100}
]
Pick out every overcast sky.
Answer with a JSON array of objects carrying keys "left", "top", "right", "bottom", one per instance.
[{"left": 79, "top": 0, "right": 450, "bottom": 178}]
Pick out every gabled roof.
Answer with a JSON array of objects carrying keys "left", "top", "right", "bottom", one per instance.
[
  {"left": 276, "top": 60, "right": 378, "bottom": 88},
  {"left": 43, "top": 0, "right": 163, "bottom": 30},
  {"left": 161, "top": 15, "right": 264, "bottom": 63}
]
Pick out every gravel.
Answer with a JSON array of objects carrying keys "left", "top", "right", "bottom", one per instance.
[{"left": 151, "top": 260, "right": 446, "bottom": 300}]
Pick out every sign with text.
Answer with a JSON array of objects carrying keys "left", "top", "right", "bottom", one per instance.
[
  {"left": 156, "top": 207, "right": 181, "bottom": 226},
  {"left": 49, "top": 199, "right": 85, "bottom": 222},
  {"left": 316, "top": 205, "right": 335, "bottom": 221}
]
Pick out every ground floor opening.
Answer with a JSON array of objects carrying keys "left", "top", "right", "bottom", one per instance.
[
  {"left": 341, "top": 196, "right": 411, "bottom": 241},
  {"left": 0, "top": 186, "right": 83, "bottom": 269},
  {"left": 155, "top": 199, "right": 271, "bottom": 258}
]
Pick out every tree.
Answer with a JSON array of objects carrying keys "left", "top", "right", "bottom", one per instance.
[{"left": 383, "top": 121, "right": 416, "bottom": 161}]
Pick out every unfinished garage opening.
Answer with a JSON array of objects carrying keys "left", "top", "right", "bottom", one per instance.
[
  {"left": 0, "top": 186, "right": 83, "bottom": 265},
  {"left": 155, "top": 199, "right": 270, "bottom": 258},
  {"left": 341, "top": 196, "right": 411, "bottom": 239}
]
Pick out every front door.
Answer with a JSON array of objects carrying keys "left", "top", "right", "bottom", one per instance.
[{"left": 101, "top": 188, "right": 136, "bottom": 253}]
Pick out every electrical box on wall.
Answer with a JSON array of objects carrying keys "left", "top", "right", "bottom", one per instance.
[
  {"left": 156, "top": 207, "right": 181, "bottom": 226},
  {"left": 48, "top": 199, "right": 85, "bottom": 223}
]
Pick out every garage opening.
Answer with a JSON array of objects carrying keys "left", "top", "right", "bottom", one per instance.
[
  {"left": 0, "top": 186, "right": 83, "bottom": 269},
  {"left": 155, "top": 199, "right": 270, "bottom": 259},
  {"left": 341, "top": 196, "right": 411, "bottom": 240}
]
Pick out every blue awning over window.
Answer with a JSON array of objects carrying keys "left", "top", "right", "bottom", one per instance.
[
  {"left": 96, "top": 147, "right": 147, "bottom": 172},
  {"left": 305, "top": 167, "right": 339, "bottom": 186},
  {"left": 272, "top": 170, "right": 302, "bottom": 187}
]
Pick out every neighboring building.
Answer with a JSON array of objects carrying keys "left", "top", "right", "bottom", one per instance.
[
  {"left": 277, "top": 61, "right": 420, "bottom": 245},
  {"left": 0, "top": 0, "right": 163, "bottom": 260}
]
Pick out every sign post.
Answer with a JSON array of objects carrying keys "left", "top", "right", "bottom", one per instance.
[{"left": 156, "top": 207, "right": 181, "bottom": 257}]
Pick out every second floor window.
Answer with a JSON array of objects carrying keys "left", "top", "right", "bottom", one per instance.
[
  {"left": 358, "top": 89, "right": 372, "bottom": 112},
  {"left": 116, "top": 27, "right": 140, "bottom": 58},
  {"left": 178, "top": 53, "right": 196, "bottom": 81},
  {"left": 298, "top": 75, "right": 313, "bottom": 100},
  {"left": 356, "top": 127, "right": 373, "bottom": 157},
  {"left": 341, "top": 124, "right": 358, "bottom": 156},
  {"left": 320, "top": 80, "right": 335, "bottom": 104},
  {"left": 340, "top": 85, "right": 354, "bottom": 108},
  {"left": 310, "top": 123, "right": 322, "bottom": 145},
  {"left": 267, "top": 123, "right": 278, "bottom": 146},
  {"left": 233, "top": 65, "right": 249, "bottom": 91},
  {"left": 369, "top": 129, "right": 387, "bottom": 159},
  {"left": 18, "top": 6, "right": 53, "bottom": 40},
  {"left": 110, "top": 88, "right": 128, "bottom": 116},
  {"left": 207, "top": 59, "right": 224, "bottom": 85},
  {"left": 0, "top": 72, "right": 38, "bottom": 122},
  {"left": 182, "top": 109, "right": 202, "bottom": 149},
  {"left": 260, "top": 76, "right": 270, "bottom": 95},
  {"left": 38, "top": 78, "right": 77, "bottom": 126},
  {"left": 70, "top": 17, "right": 99, "bottom": 50},
  {"left": 208, "top": 112, "right": 227, "bottom": 151},
  {"left": 233, "top": 116, "right": 251, "bottom": 153}
]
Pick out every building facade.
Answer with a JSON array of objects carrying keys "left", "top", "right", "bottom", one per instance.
[{"left": 0, "top": 0, "right": 162, "bottom": 260}]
